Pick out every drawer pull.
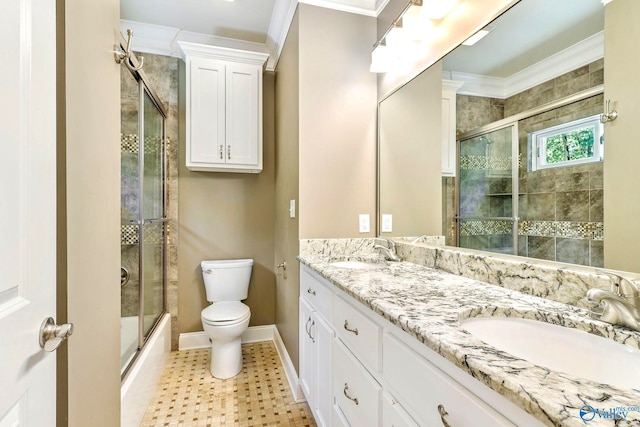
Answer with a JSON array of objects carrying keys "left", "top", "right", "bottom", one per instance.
[
  {"left": 219, "top": 144, "right": 223, "bottom": 159},
  {"left": 343, "top": 383, "right": 359, "bottom": 405},
  {"left": 438, "top": 404, "right": 452, "bottom": 427},
  {"left": 307, "top": 287, "right": 316, "bottom": 296},
  {"left": 343, "top": 319, "right": 359, "bottom": 335}
]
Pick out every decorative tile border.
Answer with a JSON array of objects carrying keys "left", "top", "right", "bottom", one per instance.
[
  {"left": 120, "top": 133, "right": 167, "bottom": 155},
  {"left": 460, "top": 219, "right": 512, "bottom": 236},
  {"left": 121, "top": 223, "right": 166, "bottom": 246},
  {"left": 460, "top": 155, "right": 512, "bottom": 171},
  {"left": 520, "top": 220, "right": 604, "bottom": 241},
  {"left": 459, "top": 219, "right": 604, "bottom": 241}
]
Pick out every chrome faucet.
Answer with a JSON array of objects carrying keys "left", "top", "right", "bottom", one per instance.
[
  {"left": 374, "top": 238, "right": 401, "bottom": 262},
  {"left": 411, "top": 235, "right": 428, "bottom": 243},
  {"left": 587, "top": 271, "right": 640, "bottom": 331}
]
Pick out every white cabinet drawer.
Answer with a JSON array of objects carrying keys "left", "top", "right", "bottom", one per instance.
[
  {"left": 333, "top": 296, "right": 381, "bottom": 373},
  {"left": 382, "top": 392, "right": 419, "bottom": 427},
  {"left": 300, "top": 266, "right": 332, "bottom": 319},
  {"left": 383, "top": 332, "right": 516, "bottom": 427},
  {"left": 333, "top": 339, "right": 381, "bottom": 427}
]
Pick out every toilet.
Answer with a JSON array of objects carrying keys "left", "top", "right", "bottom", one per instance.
[{"left": 200, "top": 258, "right": 253, "bottom": 379}]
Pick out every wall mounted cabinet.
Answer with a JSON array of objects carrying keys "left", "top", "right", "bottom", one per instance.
[
  {"left": 442, "top": 80, "right": 464, "bottom": 177},
  {"left": 179, "top": 42, "right": 268, "bottom": 173}
]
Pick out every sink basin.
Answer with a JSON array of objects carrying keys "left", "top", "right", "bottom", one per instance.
[
  {"left": 460, "top": 316, "right": 640, "bottom": 389},
  {"left": 329, "top": 261, "right": 385, "bottom": 270}
]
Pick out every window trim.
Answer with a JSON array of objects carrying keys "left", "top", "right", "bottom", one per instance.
[{"left": 530, "top": 114, "right": 604, "bottom": 171}]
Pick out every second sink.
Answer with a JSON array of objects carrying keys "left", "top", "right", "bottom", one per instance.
[{"left": 461, "top": 316, "right": 640, "bottom": 389}]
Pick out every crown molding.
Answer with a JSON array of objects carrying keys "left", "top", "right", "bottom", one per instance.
[
  {"left": 177, "top": 41, "right": 269, "bottom": 66},
  {"left": 443, "top": 31, "right": 604, "bottom": 99},
  {"left": 298, "top": 0, "right": 382, "bottom": 16},
  {"left": 266, "top": 0, "right": 298, "bottom": 70}
]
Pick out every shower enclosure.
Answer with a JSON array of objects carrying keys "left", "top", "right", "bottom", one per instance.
[
  {"left": 455, "top": 89, "right": 604, "bottom": 267},
  {"left": 120, "top": 61, "right": 167, "bottom": 375}
]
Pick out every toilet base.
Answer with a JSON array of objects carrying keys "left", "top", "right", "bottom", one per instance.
[{"left": 209, "top": 337, "right": 243, "bottom": 379}]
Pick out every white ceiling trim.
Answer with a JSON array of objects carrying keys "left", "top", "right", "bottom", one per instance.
[
  {"left": 298, "top": 0, "right": 387, "bottom": 16},
  {"left": 265, "top": 0, "right": 298, "bottom": 70},
  {"left": 445, "top": 31, "right": 604, "bottom": 99},
  {"left": 120, "top": 20, "right": 271, "bottom": 64}
]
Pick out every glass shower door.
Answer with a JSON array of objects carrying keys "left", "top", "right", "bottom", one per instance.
[
  {"left": 140, "top": 89, "right": 165, "bottom": 338},
  {"left": 457, "top": 125, "right": 518, "bottom": 254},
  {"left": 120, "top": 67, "right": 141, "bottom": 371}
]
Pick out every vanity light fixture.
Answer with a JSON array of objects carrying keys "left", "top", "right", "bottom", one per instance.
[
  {"left": 421, "top": 0, "right": 458, "bottom": 20},
  {"left": 370, "top": 0, "right": 460, "bottom": 73},
  {"left": 462, "top": 25, "right": 495, "bottom": 46}
]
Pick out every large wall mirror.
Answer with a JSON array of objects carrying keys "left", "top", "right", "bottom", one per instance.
[{"left": 377, "top": 0, "right": 629, "bottom": 270}]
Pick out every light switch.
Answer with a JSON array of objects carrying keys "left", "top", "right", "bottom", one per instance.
[
  {"left": 381, "top": 214, "right": 393, "bottom": 232},
  {"left": 359, "top": 214, "right": 370, "bottom": 233},
  {"left": 289, "top": 199, "right": 296, "bottom": 218}
]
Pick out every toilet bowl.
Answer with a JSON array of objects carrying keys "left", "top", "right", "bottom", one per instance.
[{"left": 200, "top": 259, "right": 253, "bottom": 379}]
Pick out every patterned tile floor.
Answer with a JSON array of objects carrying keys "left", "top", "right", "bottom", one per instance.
[{"left": 141, "top": 341, "right": 317, "bottom": 426}]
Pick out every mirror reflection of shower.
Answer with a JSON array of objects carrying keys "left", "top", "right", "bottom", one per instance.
[{"left": 120, "top": 57, "right": 167, "bottom": 376}]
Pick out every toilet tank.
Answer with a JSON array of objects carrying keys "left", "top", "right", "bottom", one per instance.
[{"left": 201, "top": 259, "right": 253, "bottom": 302}]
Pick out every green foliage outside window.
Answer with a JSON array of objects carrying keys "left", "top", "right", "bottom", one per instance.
[{"left": 544, "top": 126, "right": 595, "bottom": 164}]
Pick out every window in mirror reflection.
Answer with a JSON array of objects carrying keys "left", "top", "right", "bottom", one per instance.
[{"left": 531, "top": 114, "right": 604, "bottom": 171}]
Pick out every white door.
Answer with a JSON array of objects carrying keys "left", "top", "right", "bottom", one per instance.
[{"left": 0, "top": 0, "right": 58, "bottom": 425}]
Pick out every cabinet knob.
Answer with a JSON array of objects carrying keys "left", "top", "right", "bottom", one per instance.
[{"left": 307, "top": 287, "right": 316, "bottom": 296}]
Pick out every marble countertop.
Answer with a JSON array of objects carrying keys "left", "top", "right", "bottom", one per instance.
[{"left": 298, "top": 255, "right": 640, "bottom": 427}]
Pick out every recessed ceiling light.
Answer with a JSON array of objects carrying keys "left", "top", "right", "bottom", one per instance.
[{"left": 462, "top": 25, "right": 495, "bottom": 46}]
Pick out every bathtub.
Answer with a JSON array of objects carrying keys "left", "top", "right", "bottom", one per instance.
[{"left": 121, "top": 313, "right": 171, "bottom": 427}]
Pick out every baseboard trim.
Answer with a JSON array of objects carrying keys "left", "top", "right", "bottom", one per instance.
[
  {"left": 178, "top": 325, "right": 304, "bottom": 402},
  {"left": 273, "top": 326, "right": 305, "bottom": 403}
]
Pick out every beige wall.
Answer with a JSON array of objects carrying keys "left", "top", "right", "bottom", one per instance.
[
  {"left": 378, "top": 63, "right": 443, "bottom": 237},
  {"left": 298, "top": 4, "right": 378, "bottom": 239},
  {"left": 274, "top": 10, "right": 301, "bottom": 370},
  {"left": 61, "top": 0, "right": 122, "bottom": 426},
  {"left": 603, "top": 0, "right": 640, "bottom": 272},
  {"left": 177, "top": 65, "right": 277, "bottom": 334},
  {"left": 273, "top": 5, "right": 377, "bottom": 370}
]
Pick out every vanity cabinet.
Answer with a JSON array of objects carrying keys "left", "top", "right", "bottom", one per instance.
[
  {"left": 299, "top": 268, "right": 334, "bottom": 427},
  {"left": 179, "top": 42, "right": 268, "bottom": 173},
  {"left": 299, "top": 264, "right": 544, "bottom": 427}
]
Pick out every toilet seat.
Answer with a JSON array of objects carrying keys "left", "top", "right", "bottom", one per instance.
[{"left": 202, "top": 301, "right": 250, "bottom": 326}]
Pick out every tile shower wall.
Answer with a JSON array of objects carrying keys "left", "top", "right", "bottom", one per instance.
[
  {"left": 120, "top": 53, "right": 180, "bottom": 349},
  {"left": 446, "top": 59, "right": 604, "bottom": 266}
]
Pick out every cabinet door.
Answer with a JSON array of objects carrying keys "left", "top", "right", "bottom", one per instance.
[
  {"left": 187, "top": 57, "right": 226, "bottom": 166},
  {"left": 225, "top": 63, "right": 260, "bottom": 167},
  {"left": 315, "top": 315, "right": 333, "bottom": 427},
  {"left": 299, "top": 298, "right": 316, "bottom": 406}
]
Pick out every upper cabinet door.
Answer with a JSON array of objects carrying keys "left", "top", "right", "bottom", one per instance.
[
  {"left": 226, "top": 63, "right": 261, "bottom": 167},
  {"left": 187, "top": 57, "right": 226, "bottom": 166}
]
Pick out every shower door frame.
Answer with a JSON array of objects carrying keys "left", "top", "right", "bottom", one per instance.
[
  {"left": 455, "top": 123, "right": 520, "bottom": 255},
  {"left": 122, "top": 61, "right": 169, "bottom": 379}
]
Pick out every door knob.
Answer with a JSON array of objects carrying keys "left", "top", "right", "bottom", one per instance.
[{"left": 39, "top": 317, "right": 74, "bottom": 352}]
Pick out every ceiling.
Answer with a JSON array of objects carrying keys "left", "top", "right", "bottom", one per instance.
[
  {"left": 442, "top": 0, "right": 604, "bottom": 78},
  {"left": 121, "top": 0, "right": 278, "bottom": 44},
  {"left": 120, "top": 0, "right": 385, "bottom": 70},
  {"left": 121, "top": 0, "right": 605, "bottom": 83}
]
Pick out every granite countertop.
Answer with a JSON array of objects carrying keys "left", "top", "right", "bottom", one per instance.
[{"left": 298, "top": 255, "right": 640, "bottom": 427}]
